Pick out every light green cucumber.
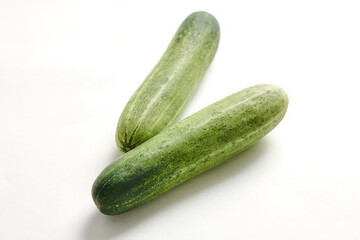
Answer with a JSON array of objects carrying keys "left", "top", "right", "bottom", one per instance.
[
  {"left": 116, "top": 11, "right": 220, "bottom": 152},
  {"left": 92, "top": 84, "right": 289, "bottom": 215}
]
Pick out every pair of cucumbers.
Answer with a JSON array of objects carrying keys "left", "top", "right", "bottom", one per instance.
[{"left": 92, "top": 11, "right": 288, "bottom": 215}]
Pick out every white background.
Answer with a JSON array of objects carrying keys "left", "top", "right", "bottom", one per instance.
[{"left": 1, "top": 0, "right": 360, "bottom": 239}]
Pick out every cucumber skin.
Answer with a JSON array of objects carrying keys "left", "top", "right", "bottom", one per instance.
[
  {"left": 93, "top": 84, "right": 288, "bottom": 215},
  {"left": 116, "top": 11, "right": 220, "bottom": 152}
]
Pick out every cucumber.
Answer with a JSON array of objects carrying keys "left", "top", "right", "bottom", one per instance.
[
  {"left": 93, "top": 84, "right": 288, "bottom": 215},
  {"left": 116, "top": 11, "right": 220, "bottom": 152}
]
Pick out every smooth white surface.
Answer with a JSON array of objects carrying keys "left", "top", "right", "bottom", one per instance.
[{"left": 1, "top": 0, "right": 360, "bottom": 239}]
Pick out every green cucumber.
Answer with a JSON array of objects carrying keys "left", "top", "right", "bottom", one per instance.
[
  {"left": 93, "top": 84, "right": 288, "bottom": 215},
  {"left": 116, "top": 11, "right": 220, "bottom": 152}
]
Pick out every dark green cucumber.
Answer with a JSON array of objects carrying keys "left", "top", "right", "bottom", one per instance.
[
  {"left": 93, "top": 84, "right": 288, "bottom": 215},
  {"left": 116, "top": 11, "right": 220, "bottom": 152}
]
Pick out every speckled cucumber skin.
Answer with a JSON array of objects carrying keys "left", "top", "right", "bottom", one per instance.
[
  {"left": 116, "top": 11, "right": 220, "bottom": 152},
  {"left": 93, "top": 84, "right": 288, "bottom": 215}
]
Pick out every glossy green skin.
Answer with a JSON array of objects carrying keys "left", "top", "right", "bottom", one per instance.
[
  {"left": 92, "top": 84, "right": 288, "bottom": 215},
  {"left": 116, "top": 11, "right": 220, "bottom": 152}
]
